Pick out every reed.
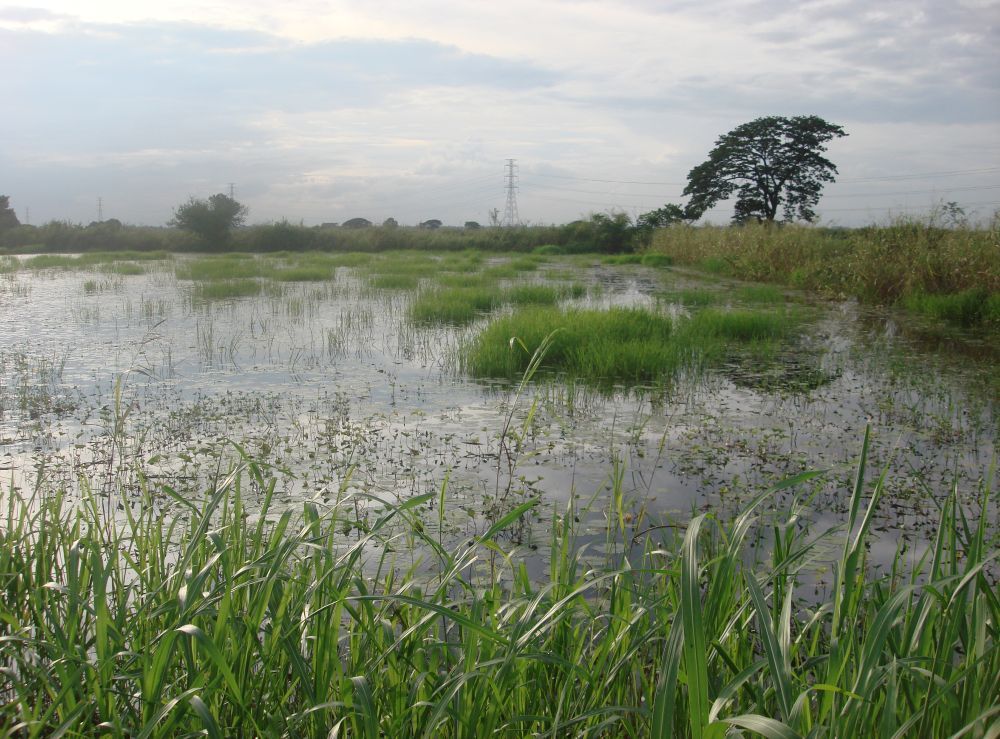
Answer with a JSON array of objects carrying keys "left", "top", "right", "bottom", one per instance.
[
  {"left": 463, "top": 305, "right": 796, "bottom": 384},
  {"left": 1, "top": 434, "right": 994, "bottom": 736},
  {"left": 191, "top": 278, "right": 263, "bottom": 300},
  {"left": 650, "top": 219, "right": 1000, "bottom": 327},
  {"left": 409, "top": 286, "right": 505, "bottom": 325},
  {"left": 175, "top": 255, "right": 267, "bottom": 281}
]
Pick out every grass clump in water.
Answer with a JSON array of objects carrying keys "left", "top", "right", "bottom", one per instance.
[
  {"left": 684, "top": 307, "right": 792, "bottom": 342},
  {"left": 602, "top": 253, "right": 643, "bottom": 265},
  {"left": 465, "top": 305, "right": 798, "bottom": 384},
  {"left": 410, "top": 286, "right": 504, "bottom": 325},
  {"left": 462, "top": 306, "right": 677, "bottom": 383},
  {"left": 504, "top": 284, "right": 562, "bottom": 306},
  {"left": 640, "top": 253, "right": 672, "bottom": 268},
  {"left": 176, "top": 255, "right": 267, "bottom": 281},
  {"left": 271, "top": 265, "right": 336, "bottom": 282},
  {"left": 368, "top": 272, "right": 420, "bottom": 291},
  {"left": 737, "top": 284, "right": 785, "bottom": 303},
  {"left": 661, "top": 289, "right": 717, "bottom": 307},
  {"left": 192, "top": 278, "right": 262, "bottom": 300},
  {"left": 903, "top": 288, "right": 1000, "bottom": 327}
]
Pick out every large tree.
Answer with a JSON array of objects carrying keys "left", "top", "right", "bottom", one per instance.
[
  {"left": 171, "top": 193, "right": 248, "bottom": 245},
  {"left": 683, "top": 116, "right": 847, "bottom": 224}
]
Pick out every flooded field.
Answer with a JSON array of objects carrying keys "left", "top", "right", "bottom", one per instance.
[{"left": 1, "top": 250, "right": 996, "bottom": 570}]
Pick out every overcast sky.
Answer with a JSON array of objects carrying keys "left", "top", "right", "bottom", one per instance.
[{"left": 3, "top": 0, "right": 999, "bottom": 227}]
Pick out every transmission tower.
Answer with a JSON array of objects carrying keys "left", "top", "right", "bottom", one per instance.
[
  {"left": 228, "top": 182, "right": 236, "bottom": 198},
  {"left": 502, "top": 159, "right": 520, "bottom": 227},
  {"left": 97, "top": 197, "right": 103, "bottom": 222}
]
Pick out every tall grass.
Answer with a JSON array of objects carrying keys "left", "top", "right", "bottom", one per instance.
[
  {"left": 1, "top": 434, "right": 995, "bottom": 736},
  {"left": 21, "top": 251, "right": 171, "bottom": 270},
  {"left": 175, "top": 255, "right": 267, "bottom": 281},
  {"left": 409, "top": 286, "right": 504, "bottom": 325},
  {"left": 462, "top": 305, "right": 796, "bottom": 384},
  {"left": 650, "top": 220, "right": 1000, "bottom": 327},
  {"left": 191, "top": 279, "right": 263, "bottom": 300}
]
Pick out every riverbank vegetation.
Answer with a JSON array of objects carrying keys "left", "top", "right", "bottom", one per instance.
[
  {"left": 650, "top": 217, "right": 1000, "bottom": 328},
  {"left": 3, "top": 210, "right": 997, "bottom": 330},
  {"left": 1, "top": 435, "right": 995, "bottom": 736}
]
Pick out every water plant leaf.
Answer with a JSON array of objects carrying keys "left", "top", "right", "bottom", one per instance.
[{"left": 681, "top": 513, "right": 710, "bottom": 739}]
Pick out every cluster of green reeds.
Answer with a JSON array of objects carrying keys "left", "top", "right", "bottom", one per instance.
[
  {"left": 1, "top": 432, "right": 995, "bottom": 736},
  {"left": 650, "top": 220, "right": 1000, "bottom": 327},
  {"left": 13, "top": 251, "right": 171, "bottom": 271},
  {"left": 462, "top": 305, "right": 795, "bottom": 383},
  {"left": 409, "top": 280, "right": 587, "bottom": 326}
]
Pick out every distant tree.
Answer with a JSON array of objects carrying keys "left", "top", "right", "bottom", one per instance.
[
  {"left": 464, "top": 221, "right": 481, "bottom": 230},
  {"left": 0, "top": 195, "right": 20, "bottom": 231},
  {"left": 419, "top": 219, "right": 442, "bottom": 229},
  {"left": 170, "top": 193, "right": 248, "bottom": 245},
  {"left": 342, "top": 217, "right": 372, "bottom": 229},
  {"left": 683, "top": 116, "right": 847, "bottom": 224},
  {"left": 589, "top": 212, "right": 635, "bottom": 253},
  {"left": 637, "top": 204, "right": 687, "bottom": 229},
  {"left": 934, "top": 201, "right": 969, "bottom": 229},
  {"left": 382, "top": 217, "right": 398, "bottom": 229},
  {"left": 488, "top": 208, "right": 501, "bottom": 228},
  {"left": 633, "top": 204, "right": 688, "bottom": 246}
]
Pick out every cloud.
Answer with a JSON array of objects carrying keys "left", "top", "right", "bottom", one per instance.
[{"left": 3, "top": 1, "right": 998, "bottom": 226}]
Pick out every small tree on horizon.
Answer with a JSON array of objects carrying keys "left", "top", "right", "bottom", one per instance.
[
  {"left": 170, "top": 193, "right": 248, "bottom": 245},
  {"left": 683, "top": 115, "right": 847, "bottom": 224},
  {"left": 0, "top": 195, "right": 21, "bottom": 231}
]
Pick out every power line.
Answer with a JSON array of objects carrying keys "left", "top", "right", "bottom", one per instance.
[
  {"left": 819, "top": 200, "right": 1000, "bottom": 213},
  {"left": 823, "top": 184, "right": 1000, "bottom": 198},
  {"left": 836, "top": 167, "right": 1000, "bottom": 183},
  {"left": 531, "top": 166, "right": 999, "bottom": 187},
  {"left": 521, "top": 182, "right": 682, "bottom": 199},
  {"left": 532, "top": 173, "right": 686, "bottom": 186}
]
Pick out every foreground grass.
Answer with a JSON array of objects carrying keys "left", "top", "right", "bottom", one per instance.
[
  {"left": 650, "top": 220, "right": 1000, "bottom": 328},
  {"left": 0, "top": 434, "right": 995, "bottom": 736}
]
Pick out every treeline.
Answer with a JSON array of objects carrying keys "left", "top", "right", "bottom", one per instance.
[{"left": 0, "top": 213, "right": 650, "bottom": 255}]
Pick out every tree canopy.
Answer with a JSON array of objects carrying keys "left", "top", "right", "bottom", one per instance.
[
  {"left": 0, "top": 195, "right": 20, "bottom": 231},
  {"left": 170, "top": 193, "right": 248, "bottom": 244},
  {"left": 683, "top": 116, "right": 847, "bottom": 224}
]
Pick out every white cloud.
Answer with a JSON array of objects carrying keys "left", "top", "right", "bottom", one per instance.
[{"left": 2, "top": 0, "right": 998, "bottom": 226}]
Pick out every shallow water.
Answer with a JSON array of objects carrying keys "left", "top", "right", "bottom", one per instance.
[{"left": 1, "top": 254, "right": 996, "bottom": 570}]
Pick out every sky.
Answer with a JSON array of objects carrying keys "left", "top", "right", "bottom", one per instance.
[{"left": 2, "top": 0, "right": 999, "bottom": 228}]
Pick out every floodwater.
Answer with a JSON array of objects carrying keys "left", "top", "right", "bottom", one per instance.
[{"left": 1, "top": 253, "right": 996, "bottom": 572}]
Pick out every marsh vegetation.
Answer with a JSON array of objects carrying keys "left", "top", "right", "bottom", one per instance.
[{"left": 0, "top": 248, "right": 996, "bottom": 735}]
